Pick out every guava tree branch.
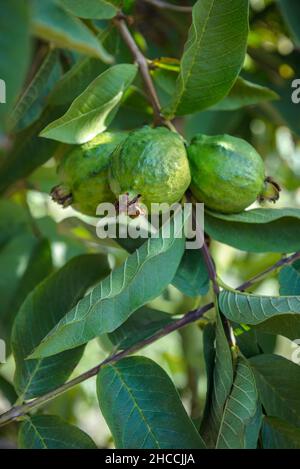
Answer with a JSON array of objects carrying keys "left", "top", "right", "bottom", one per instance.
[
  {"left": 143, "top": 0, "right": 193, "bottom": 13},
  {"left": 0, "top": 250, "right": 299, "bottom": 427},
  {"left": 201, "top": 242, "right": 220, "bottom": 296},
  {"left": 201, "top": 240, "right": 236, "bottom": 347},
  {"left": 113, "top": 15, "right": 173, "bottom": 130},
  {"left": 0, "top": 302, "right": 212, "bottom": 427},
  {"left": 237, "top": 251, "right": 300, "bottom": 291}
]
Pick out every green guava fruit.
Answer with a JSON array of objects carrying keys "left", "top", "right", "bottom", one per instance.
[
  {"left": 187, "top": 134, "right": 280, "bottom": 214},
  {"left": 51, "top": 132, "right": 127, "bottom": 216},
  {"left": 109, "top": 126, "right": 191, "bottom": 213}
]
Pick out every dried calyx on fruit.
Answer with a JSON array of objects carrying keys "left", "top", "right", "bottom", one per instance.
[
  {"left": 187, "top": 133, "right": 281, "bottom": 214},
  {"left": 109, "top": 126, "right": 191, "bottom": 214},
  {"left": 51, "top": 132, "right": 127, "bottom": 216}
]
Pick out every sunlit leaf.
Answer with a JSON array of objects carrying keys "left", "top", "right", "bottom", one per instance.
[
  {"left": 40, "top": 64, "right": 137, "bottom": 144},
  {"left": 32, "top": 0, "right": 113, "bottom": 63},
  {"left": 29, "top": 208, "right": 189, "bottom": 358},
  {"left": 163, "top": 0, "right": 249, "bottom": 117}
]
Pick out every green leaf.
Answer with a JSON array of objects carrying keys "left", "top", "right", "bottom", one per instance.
[
  {"left": 279, "top": 261, "right": 300, "bottom": 296},
  {"left": 0, "top": 200, "right": 30, "bottom": 248},
  {"left": 278, "top": 0, "right": 300, "bottom": 46},
  {"left": 163, "top": 0, "right": 249, "bottom": 117},
  {"left": 216, "top": 357, "right": 260, "bottom": 449},
  {"left": 249, "top": 354, "right": 300, "bottom": 427},
  {"left": 205, "top": 208, "right": 300, "bottom": 253},
  {"left": 253, "top": 315, "right": 300, "bottom": 341},
  {"left": 48, "top": 51, "right": 108, "bottom": 107},
  {"left": 29, "top": 209, "right": 188, "bottom": 358},
  {"left": 0, "top": 374, "right": 18, "bottom": 405},
  {"left": 40, "top": 64, "right": 138, "bottom": 144},
  {"left": 0, "top": 106, "right": 64, "bottom": 195},
  {"left": 59, "top": 0, "right": 118, "bottom": 19},
  {"left": 201, "top": 311, "right": 234, "bottom": 447},
  {"left": 0, "top": 233, "right": 39, "bottom": 343},
  {"left": 172, "top": 248, "right": 209, "bottom": 297},
  {"left": 200, "top": 323, "right": 216, "bottom": 444},
  {"left": 212, "top": 77, "right": 279, "bottom": 111},
  {"left": 18, "top": 415, "right": 96, "bottom": 449},
  {"left": 32, "top": 0, "right": 113, "bottom": 63},
  {"left": 0, "top": 0, "right": 31, "bottom": 132},
  {"left": 262, "top": 417, "right": 300, "bottom": 449},
  {"left": 1, "top": 238, "right": 53, "bottom": 346},
  {"left": 254, "top": 262, "right": 300, "bottom": 339},
  {"left": 96, "top": 356, "right": 206, "bottom": 449},
  {"left": 12, "top": 254, "right": 110, "bottom": 399},
  {"left": 219, "top": 288, "right": 300, "bottom": 325},
  {"left": 8, "top": 49, "right": 60, "bottom": 131},
  {"left": 108, "top": 306, "right": 174, "bottom": 350}
]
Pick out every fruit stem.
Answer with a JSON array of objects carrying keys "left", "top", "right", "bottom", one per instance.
[
  {"left": 258, "top": 176, "right": 281, "bottom": 204},
  {"left": 50, "top": 185, "right": 73, "bottom": 208}
]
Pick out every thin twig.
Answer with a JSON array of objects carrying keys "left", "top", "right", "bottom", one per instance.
[
  {"left": 143, "top": 0, "right": 193, "bottom": 13},
  {"left": 237, "top": 252, "right": 300, "bottom": 291},
  {"left": 113, "top": 15, "right": 173, "bottom": 129}
]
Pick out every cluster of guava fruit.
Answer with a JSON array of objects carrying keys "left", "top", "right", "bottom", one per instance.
[{"left": 51, "top": 125, "right": 280, "bottom": 217}]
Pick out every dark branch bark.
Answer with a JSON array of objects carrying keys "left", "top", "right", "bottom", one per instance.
[{"left": 113, "top": 15, "right": 174, "bottom": 129}]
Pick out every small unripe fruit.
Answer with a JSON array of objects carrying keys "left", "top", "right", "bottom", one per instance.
[{"left": 51, "top": 132, "right": 127, "bottom": 216}]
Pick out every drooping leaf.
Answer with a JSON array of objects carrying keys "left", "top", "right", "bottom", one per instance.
[
  {"left": 8, "top": 49, "right": 60, "bottom": 131},
  {"left": 40, "top": 64, "right": 138, "bottom": 144},
  {"left": 32, "top": 0, "right": 113, "bottom": 63},
  {"left": 249, "top": 354, "right": 300, "bottom": 427},
  {"left": 0, "top": 0, "right": 31, "bottom": 132},
  {"left": 262, "top": 417, "right": 300, "bottom": 449},
  {"left": 59, "top": 0, "right": 118, "bottom": 19},
  {"left": 278, "top": 0, "right": 300, "bottom": 46},
  {"left": 205, "top": 208, "right": 300, "bottom": 253},
  {"left": 172, "top": 248, "right": 209, "bottom": 297},
  {"left": 201, "top": 310, "right": 234, "bottom": 447},
  {"left": 212, "top": 77, "right": 278, "bottom": 111},
  {"left": 18, "top": 415, "right": 96, "bottom": 449},
  {"left": 29, "top": 209, "right": 188, "bottom": 359},
  {"left": 216, "top": 357, "right": 261, "bottom": 449},
  {"left": 108, "top": 306, "right": 174, "bottom": 350},
  {"left": 97, "top": 356, "right": 206, "bottom": 449},
  {"left": 163, "top": 0, "right": 249, "bottom": 117},
  {"left": 219, "top": 288, "right": 300, "bottom": 325},
  {"left": 199, "top": 323, "right": 216, "bottom": 444},
  {"left": 12, "top": 254, "right": 110, "bottom": 399}
]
